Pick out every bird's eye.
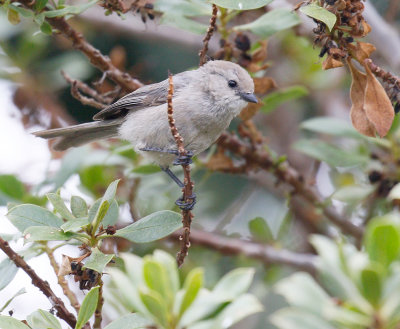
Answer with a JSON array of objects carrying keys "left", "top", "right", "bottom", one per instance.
[{"left": 228, "top": 80, "right": 237, "bottom": 88}]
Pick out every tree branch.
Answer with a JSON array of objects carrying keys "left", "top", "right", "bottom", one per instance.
[
  {"left": 173, "top": 229, "right": 317, "bottom": 275},
  {"left": 167, "top": 74, "right": 195, "bottom": 267},
  {"left": 199, "top": 4, "right": 218, "bottom": 66},
  {"left": 0, "top": 238, "right": 77, "bottom": 328},
  {"left": 217, "top": 133, "right": 364, "bottom": 240}
]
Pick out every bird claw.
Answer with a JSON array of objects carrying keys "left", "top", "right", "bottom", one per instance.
[
  {"left": 173, "top": 151, "right": 194, "bottom": 166},
  {"left": 175, "top": 193, "right": 196, "bottom": 211}
]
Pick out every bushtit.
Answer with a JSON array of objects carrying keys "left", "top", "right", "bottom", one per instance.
[{"left": 34, "top": 60, "right": 257, "bottom": 197}]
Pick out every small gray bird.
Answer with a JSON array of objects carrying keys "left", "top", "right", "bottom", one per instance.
[{"left": 34, "top": 60, "right": 257, "bottom": 203}]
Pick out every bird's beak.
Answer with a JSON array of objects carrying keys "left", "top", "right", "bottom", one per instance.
[{"left": 240, "top": 92, "right": 258, "bottom": 103}]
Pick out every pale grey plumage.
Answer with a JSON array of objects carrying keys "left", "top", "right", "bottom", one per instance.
[{"left": 33, "top": 60, "right": 256, "bottom": 167}]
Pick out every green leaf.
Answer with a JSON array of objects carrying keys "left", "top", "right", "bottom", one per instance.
[
  {"left": 331, "top": 185, "right": 374, "bottom": 203},
  {"left": 299, "top": 3, "right": 337, "bottom": 31},
  {"left": 91, "top": 179, "right": 120, "bottom": 233},
  {"left": 71, "top": 196, "right": 88, "bottom": 218},
  {"left": 261, "top": 86, "right": 308, "bottom": 114},
  {"left": 214, "top": 293, "right": 263, "bottom": 328},
  {"left": 75, "top": 286, "right": 99, "bottom": 329},
  {"left": 293, "top": 139, "right": 368, "bottom": 167},
  {"left": 84, "top": 248, "right": 114, "bottom": 273},
  {"left": 131, "top": 164, "right": 161, "bottom": 175},
  {"left": 360, "top": 264, "right": 383, "bottom": 307},
  {"left": 27, "top": 309, "right": 62, "bottom": 329},
  {"left": 44, "top": 0, "right": 98, "bottom": 17},
  {"left": 40, "top": 21, "right": 52, "bottom": 35},
  {"left": 103, "top": 313, "right": 153, "bottom": 329},
  {"left": 7, "top": 204, "right": 63, "bottom": 232},
  {"left": 210, "top": 0, "right": 272, "bottom": 10},
  {"left": 61, "top": 218, "right": 90, "bottom": 232},
  {"left": 0, "top": 316, "right": 30, "bottom": 329},
  {"left": 248, "top": 217, "right": 274, "bottom": 241},
  {"left": 35, "top": 0, "right": 48, "bottom": 11},
  {"left": 102, "top": 199, "right": 119, "bottom": 227},
  {"left": 24, "top": 226, "right": 75, "bottom": 242},
  {"left": 102, "top": 179, "right": 120, "bottom": 204},
  {"left": 0, "top": 288, "right": 26, "bottom": 313},
  {"left": 154, "top": 0, "right": 211, "bottom": 16},
  {"left": 47, "top": 193, "right": 75, "bottom": 221},
  {"left": 0, "top": 259, "right": 18, "bottom": 291},
  {"left": 91, "top": 200, "right": 110, "bottom": 229},
  {"left": 33, "top": 12, "right": 45, "bottom": 26},
  {"left": 300, "top": 117, "right": 364, "bottom": 139},
  {"left": 271, "top": 308, "right": 334, "bottom": 329},
  {"left": 234, "top": 8, "right": 301, "bottom": 37},
  {"left": 213, "top": 268, "right": 255, "bottom": 299},
  {"left": 8, "top": 4, "right": 34, "bottom": 17},
  {"left": 115, "top": 210, "right": 182, "bottom": 243},
  {"left": 160, "top": 14, "right": 208, "bottom": 34},
  {"left": 143, "top": 259, "right": 172, "bottom": 306},
  {"left": 153, "top": 250, "right": 179, "bottom": 296},
  {"left": 139, "top": 290, "right": 169, "bottom": 329},
  {"left": 180, "top": 268, "right": 203, "bottom": 316},
  {"left": 274, "top": 272, "right": 333, "bottom": 315},
  {"left": 365, "top": 216, "right": 400, "bottom": 269},
  {"left": 0, "top": 175, "right": 25, "bottom": 202},
  {"left": 7, "top": 8, "right": 20, "bottom": 25}
]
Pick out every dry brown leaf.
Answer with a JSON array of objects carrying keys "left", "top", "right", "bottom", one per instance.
[
  {"left": 253, "top": 77, "right": 277, "bottom": 94},
  {"left": 252, "top": 41, "right": 268, "bottom": 62},
  {"left": 247, "top": 63, "right": 269, "bottom": 73},
  {"left": 364, "top": 62, "right": 394, "bottom": 137},
  {"left": 239, "top": 101, "right": 263, "bottom": 121},
  {"left": 322, "top": 55, "right": 344, "bottom": 70},
  {"left": 206, "top": 151, "right": 234, "bottom": 171},
  {"left": 348, "top": 42, "right": 376, "bottom": 63},
  {"left": 360, "top": 21, "right": 372, "bottom": 37},
  {"left": 348, "top": 59, "right": 375, "bottom": 137}
]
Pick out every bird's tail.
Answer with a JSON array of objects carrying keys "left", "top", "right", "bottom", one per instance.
[{"left": 33, "top": 119, "right": 123, "bottom": 151}]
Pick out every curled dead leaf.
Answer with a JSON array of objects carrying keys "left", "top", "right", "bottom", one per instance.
[
  {"left": 348, "top": 59, "right": 375, "bottom": 137},
  {"left": 360, "top": 21, "right": 372, "bottom": 37},
  {"left": 348, "top": 42, "right": 376, "bottom": 63},
  {"left": 253, "top": 77, "right": 277, "bottom": 94},
  {"left": 322, "top": 55, "right": 344, "bottom": 70},
  {"left": 239, "top": 101, "right": 263, "bottom": 121},
  {"left": 363, "top": 62, "right": 394, "bottom": 137}
]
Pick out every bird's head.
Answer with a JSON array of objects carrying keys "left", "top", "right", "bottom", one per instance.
[{"left": 201, "top": 60, "right": 257, "bottom": 115}]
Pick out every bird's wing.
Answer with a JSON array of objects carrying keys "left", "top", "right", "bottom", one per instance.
[{"left": 93, "top": 72, "right": 192, "bottom": 121}]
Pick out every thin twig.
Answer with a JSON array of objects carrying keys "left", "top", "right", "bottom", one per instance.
[
  {"left": 172, "top": 229, "right": 317, "bottom": 275},
  {"left": 167, "top": 74, "right": 194, "bottom": 267},
  {"left": 217, "top": 133, "right": 364, "bottom": 240},
  {"left": 45, "top": 246, "right": 81, "bottom": 314},
  {"left": 365, "top": 59, "right": 400, "bottom": 88},
  {"left": 11, "top": 0, "right": 143, "bottom": 92},
  {"left": 93, "top": 279, "right": 104, "bottom": 329},
  {"left": 61, "top": 71, "right": 114, "bottom": 105},
  {"left": 0, "top": 238, "right": 77, "bottom": 328},
  {"left": 199, "top": 4, "right": 218, "bottom": 66}
]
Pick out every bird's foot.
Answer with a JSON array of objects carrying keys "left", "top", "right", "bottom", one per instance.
[
  {"left": 173, "top": 151, "right": 193, "bottom": 166},
  {"left": 175, "top": 193, "right": 196, "bottom": 211}
]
